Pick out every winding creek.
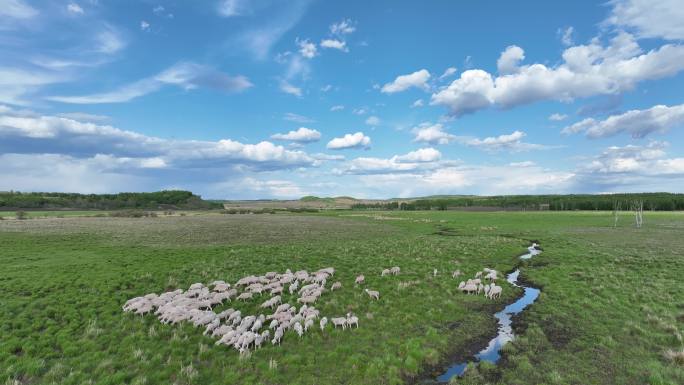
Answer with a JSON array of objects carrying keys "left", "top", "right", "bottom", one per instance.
[{"left": 436, "top": 243, "right": 542, "bottom": 382}]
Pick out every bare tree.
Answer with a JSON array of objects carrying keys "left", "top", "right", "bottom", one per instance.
[{"left": 632, "top": 200, "right": 644, "bottom": 228}]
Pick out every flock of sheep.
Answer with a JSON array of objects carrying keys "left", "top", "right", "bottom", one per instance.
[
  {"left": 123, "top": 264, "right": 505, "bottom": 354},
  {"left": 455, "top": 267, "right": 504, "bottom": 299},
  {"left": 122, "top": 267, "right": 384, "bottom": 354}
]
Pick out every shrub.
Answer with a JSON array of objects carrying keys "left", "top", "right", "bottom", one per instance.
[{"left": 15, "top": 210, "right": 28, "bottom": 220}]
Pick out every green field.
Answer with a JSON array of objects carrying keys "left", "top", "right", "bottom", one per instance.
[{"left": 1, "top": 211, "right": 683, "bottom": 385}]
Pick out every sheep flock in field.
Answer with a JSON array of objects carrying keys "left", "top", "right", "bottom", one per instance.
[
  {"left": 123, "top": 266, "right": 381, "bottom": 355},
  {"left": 123, "top": 263, "right": 508, "bottom": 354},
  {"left": 457, "top": 267, "right": 504, "bottom": 299}
]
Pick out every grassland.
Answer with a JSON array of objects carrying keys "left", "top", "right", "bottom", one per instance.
[{"left": 1, "top": 211, "right": 682, "bottom": 385}]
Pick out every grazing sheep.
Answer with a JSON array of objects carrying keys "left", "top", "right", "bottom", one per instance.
[
  {"left": 433, "top": 269, "right": 438, "bottom": 277},
  {"left": 484, "top": 271, "right": 498, "bottom": 281},
  {"left": 355, "top": 275, "right": 365, "bottom": 285},
  {"left": 331, "top": 317, "right": 347, "bottom": 329},
  {"left": 475, "top": 271, "right": 483, "bottom": 279},
  {"left": 477, "top": 283, "right": 484, "bottom": 295},
  {"left": 228, "top": 310, "right": 242, "bottom": 322},
  {"left": 483, "top": 285, "right": 491, "bottom": 297},
  {"left": 294, "top": 322, "right": 304, "bottom": 337},
  {"left": 320, "top": 317, "right": 328, "bottom": 330},
  {"left": 381, "top": 269, "right": 391, "bottom": 276},
  {"left": 304, "top": 318, "right": 314, "bottom": 331},
  {"left": 251, "top": 318, "right": 263, "bottom": 333},
  {"left": 297, "top": 295, "right": 318, "bottom": 304},
  {"left": 237, "top": 292, "right": 253, "bottom": 301},
  {"left": 269, "top": 319, "right": 279, "bottom": 330},
  {"left": 289, "top": 281, "right": 299, "bottom": 294},
  {"left": 346, "top": 313, "right": 359, "bottom": 328},
  {"left": 270, "top": 286, "right": 283, "bottom": 295},
  {"left": 390, "top": 266, "right": 401, "bottom": 275},
  {"left": 364, "top": 289, "right": 380, "bottom": 300},
  {"left": 452, "top": 270, "right": 462, "bottom": 279},
  {"left": 272, "top": 327, "right": 284, "bottom": 345},
  {"left": 331, "top": 281, "right": 342, "bottom": 291},
  {"left": 488, "top": 285, "right": 502, "bottom": 299}
]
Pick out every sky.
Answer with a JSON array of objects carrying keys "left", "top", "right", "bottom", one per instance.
[{"left": 1, "top": 0, "right": 684, "bottom": 199}]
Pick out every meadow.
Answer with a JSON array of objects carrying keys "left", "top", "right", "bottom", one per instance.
[{"left": 1, "top": 211, "right": 682, "bottom": 385}]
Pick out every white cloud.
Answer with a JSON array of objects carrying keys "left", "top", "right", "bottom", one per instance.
[
  {"left": 283, "top": 112, "right": 314, "bottom": 123},
  {"left": 232, "top": 178, "right": 307, "bottom": 199},
  {"left": 464, "top": 130, "right": 549, "bottom": 152},
  {"left": 321, "top": 84, "right": 332, "bottom": 92},
  {"left": 439, "top": 67, "right": 457, "bottom": 81},
  {"left": 67, "top": 3, "right": 84, "bottom": 15},
  {"left": 48, "top": 62, "right": 252, "bottom": 104},
  {"left": 509, "top": 161, "right": 536, "bottom": 167},
  {"left": 296, "top": 38, "right": 318, "bottom": 58},
  {"left": 0, "top": 107, "right": 316, "bottom": 171},
  {"left": 271, "top": 127, "right": 321, "bottom": 143},
  {"left": 311, "top": 153, "right": 345, "bottom": 161},
  {"left": 330, "top": 19, "right": 356, "bottom": 35},
  {"left": 56, "top": 112, "right": 110, "bottom": 122},
  {"left": 327, "top": 132, "right": 371, "bottom": 150},
  {"left": 581, "top": 141, "right": 684, "bottom": 175},
  {"left": 330, "top": 105, "right": 344, "bottom": 112},
  {"left": 394, "top": 148, "right": 441, "bottom": 163},
  {"left": 0, "top": 0, "right": 37, "bottom": 19},
  {"left": 431, "top": 32, "right": 684, "bottom": 116},
  {"left": 141, "top": 21, "right": 150, "bottom": 31},
  {"left": 0, "top": 67, "right": 68, "bottom": 106},
  {"left": 606, "top": 0, "right": 684, "bottom": 41},
  {"left": 497, "top": 45, "right": 525, "bottom": 75},
  {"left": 217, "top": 0, "right": 248, "bottom": 17},
  {"left": 412, "top": 122, "right": 456, "bottom": 145},
  {"left": 320, "top": 39, "right": 348, "bottom": 52},
  {"left": 411, "top": 99, "right": 424, "bottom": 108},
  {"left": 561, "top": 103, "right": 684, "bottom": 138},
  {"left": 279, "top": 80, "right": 302, "bottom": 96},
  {"left": 96, "top": 27, "right": 126, "bottom": 54},
  {"left": 381, "top": 69, "right": 431, "bottom": 93},
  {"left": 353, "top": 107, "right": 369, "bottom": 115},
  {"left": 549, "top": 113, "right": 568, "bottom": 121},
  {"left": 365, "top": 116, "right": 380, "bottom": 126},
  {"left": 558, "top": 26, "right": 574, "bottom": 46}
]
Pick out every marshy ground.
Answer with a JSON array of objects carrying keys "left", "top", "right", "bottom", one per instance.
[{"left": 1, "top": 211, "right": 682, "bottom": 385}]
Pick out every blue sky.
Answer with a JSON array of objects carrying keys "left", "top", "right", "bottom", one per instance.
[{"left": 1, "top": 0, "right": 683, "bottom": 199}]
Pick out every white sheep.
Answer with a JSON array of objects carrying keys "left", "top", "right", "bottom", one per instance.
[
  {"left": 381, "top": 268, "right": 391, "bottom": 276},
  {"left": 475, "top": 271, "right": 483, "bottom": 279},
  {"left": 331, "top": 317, "right": 347, "bottom": 329},
  {"left": 272, "top": 327, "right": 284, "bottom": 345},
  {"left": 294, "top": 322, "right": 304, "bottom": 337},
  {"left": 364, "top": 289, "right": 380, "bottom": 300},
  {"left": 433, "top": 269, "right": 438, "bottom": 277},
  {"left": 391, "top": 266, "right": 401, "bottom": 275},
  {"left": 320, "top": 317, "right": 328, "bottom": 330},
  {"left": 331, "top": 281, "right": 342, "bottom": 291},
  {"left": 304, "top": 318, "right": 314, "bottom": 331},
  {"left": 237, "top": 292, "right": 253, "bottom": 301},
  {"left": 346, "top": 313, "right": 359, "bottom": 328},
  {"left": 452, "top": 270, "right": 462, "bottom": 279},
  {"left": 355, "top": 275, "right": 365, "bottom": 285},
  {"left": 488, "top": 284, "right": 502, "bottom": 299}
]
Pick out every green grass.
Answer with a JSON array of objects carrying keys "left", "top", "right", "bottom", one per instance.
[{"left": 1, "top": 211, "right": 683, "bottom": 385}]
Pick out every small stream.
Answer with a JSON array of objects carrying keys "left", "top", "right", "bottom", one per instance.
[{"left": 436, "top": 244, "right": 542, "bottom": 382}]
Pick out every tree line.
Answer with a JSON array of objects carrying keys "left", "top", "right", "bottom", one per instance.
[
  {"left": 0, "top": 190, "right": 222, "bottom": 210},
  {"left": 351, "top": 193, "right": 684, "bottom": 211}
]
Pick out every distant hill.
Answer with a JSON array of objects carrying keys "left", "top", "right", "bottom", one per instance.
[{"left": 0, "top": 190, "right": 222, "bottom": 210}]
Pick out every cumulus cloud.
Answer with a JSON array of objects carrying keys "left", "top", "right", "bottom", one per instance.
[
  {"left": 549, "top": 113, "right": 568, "bottom": 121},
  {"left": 0, "top": 107, "right": 316, "bottom": 171},
  {"left": 271, "top": 127, "right": 321, "bottom": 143},
  {"left": 411, "top": 99, "right": 424, "bottom": 108},
  {"left": 340, "top": 148, "right": 444, "bottom": 175},
  {"left": 48, "top": 62, "right": 252, "bottom": 104},
  {"left": 67, "top": 3, "right": 84, "bottom": 14},
  {"left": 330, "top": 19, "right": 356, "bottom": 35},
  {"left": 439, "top": 67, "right": 457, "bottom": 80},
  {"left": 606, "top": 0, "right": 684, "bottom": 41},
  {"left": 581, "top": 141, "right": 683, "bottom": 175},
  {"left": 561, "top": 103, "right": 684, "bottom": 138},
  {"left": 431, "top": 32, "right": 684, "bottom": 116},
  {"left": 296, "top": 38, "right": 318, "bottom": 58},
  {"left": 365, "top": 116, "right": 380, "bottom": 126},
  {"left": 279, "top": 80, "right": 302, "bottom": 96},
  {"left": 497, "top": 45, "right": 525, "bottom": 74},
  {"left": 330, "top": 105, "right": 344, "bottom": 112},
  {"left": 394, "top": 148, "right": 441, "bottom": 163},
  {"left": 558, "top": 26, "right": 574, "bottom": 46},
  {"left": 464, "top": 130, "right": 549, "bottom": 152},
  {"left": 381, "top": 69, "right": 431, "bottom": 93},
  {"left": 326, "top": 132, "right": 371, "bottom": 150},
  {"left": 320, "top": 39, "right": 348, "bottom": 52},
  {"left": 412, "top": 122, "right": 456, "bottom": 145}
]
